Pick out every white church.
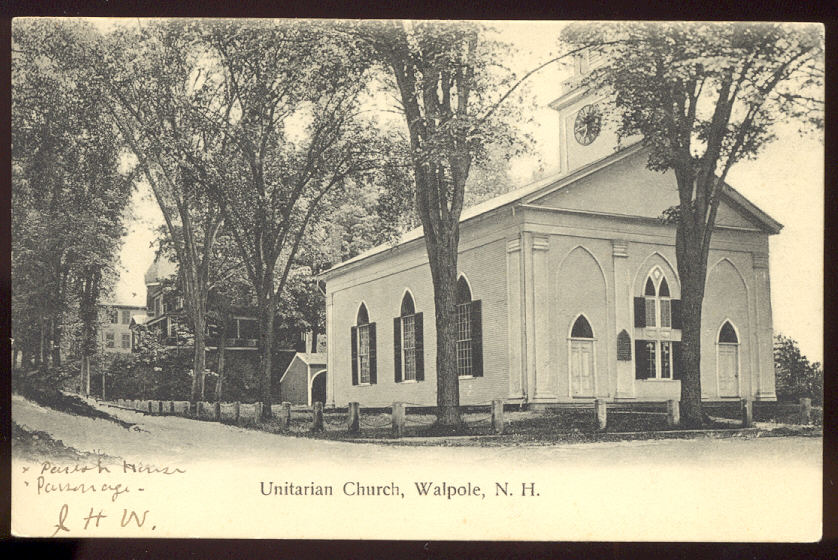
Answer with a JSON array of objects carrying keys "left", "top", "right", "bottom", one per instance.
[{"left": 319, "top": 52, "right": 780, "bottom": 408}]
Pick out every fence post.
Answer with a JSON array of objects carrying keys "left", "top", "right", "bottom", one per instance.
[
  {"left": 254, "top": 402, "right": 263, "bottom": 422},
  {"left": 799, "top": 397, "right": 812, "bottom": 425},
  {"left": 214, "top": 401, "right": 221, "bottom": 422},
  {"left": 666, "top": 400, "right": 680, "bottom": 427},
  {"left": 280, "top": 402, "right": 292, "bottom": 429},
  {"left": 594, "top": 399, "right": 607, "bottom": 431},
  {"left": 348, "top": 402, "right": 360, "bottom": 434},
  {"left": 311, "top": 402, "right": 324, "bottom": 432},
  {"left": 741, "top": 398, "right": 753, "bottom": 428},
  {"left": 392, "top": 402, "right": 405, "bottom": 438},
  {"left": 491, "top": 400, "right": 505, "bottom": 434},
  {"left": 148, "top": 401, "right": 154, "bottom": 415},
  {"left": 234, "top": 401, "right": 241, "bottom": 424},
  {"left": 169, "top": 401, "right": 175, "bottom": 414}
]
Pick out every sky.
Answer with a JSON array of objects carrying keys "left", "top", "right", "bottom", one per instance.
[{"left": 107, "top": 20, "right": 823, "bottom": 362}]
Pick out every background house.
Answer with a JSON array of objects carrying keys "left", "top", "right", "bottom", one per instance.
[{"left": 98, "top": 303, "right": 147, "bottom": 353}]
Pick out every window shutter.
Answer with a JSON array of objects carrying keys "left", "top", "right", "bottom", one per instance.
[
  {"left": 393, "top": 317, "right": 402, "bottom": 383},
  {"left": 471, "top": 300, "right": 483, "bottom": 377},
  {"left": 350, "top": 326, "right": 358, "bottom": 386},
  {"left": 368, "top": 322, "right": 377, "bottom": 384},
  {"left": 634, "top": 340, "right": 648, "bottom": 379},
  {"left": 672, "top": 341, "right": 682, "bottom": 380},
  {"left": 634, "top": 297, "right": 646, "bottom": 328},
  {"left": 414, "top": 312, "right": 424, "bottom": 381},
  {"left": 671, "top": 299, "right": 682, "bottom": 329}
]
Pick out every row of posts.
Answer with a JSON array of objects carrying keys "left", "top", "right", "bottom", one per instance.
[
  {"left": 130, "top": 396, "right": 815, "bottom": 433},
  {"left": 593, "top": 397, "right": 814, "bottom": 430}
]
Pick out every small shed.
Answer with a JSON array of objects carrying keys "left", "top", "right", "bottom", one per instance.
[{"left": 279, "top": 353, "right": 327, "bottom": 406}]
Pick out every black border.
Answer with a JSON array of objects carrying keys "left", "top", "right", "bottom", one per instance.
[{"left": 2, "top": 1, "right": 836, "bottom": 558}]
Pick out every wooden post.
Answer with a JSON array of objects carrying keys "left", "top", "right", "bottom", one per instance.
[
  {"left": 311, "top": 402, "right": 324, "bottom": 432},
  {"left": 234, "top": 401, "right": 241, "bottom": 424},
  {"left": 347, "top": 402, "right": 360, "bottom": 434},
  {"left": 214, "top": 401, "right": 221, "bottom": 422},
  {"left": 169, "top": 401, "right": 175, "bottom": 414},
  {"left": 741, "top": 398, "right": 753, "bottom": 428},
  {"left": 491, "top": 400, "right": 505, "bottom": 434},
  {"left": 594, "top": 399, "right": 607, "bottom": 431},
  {"left": 254, "top": 402, "right": 263, "bottom": 423},
  {"left": 391, "top": 402, "right": 405, "bottom": 438},
  {"left": 800, "top": 398, "right": 812, "bottom": 425},
  {"left": 666, "top": 400, "right": 680, "bottom": 427},
  {"left": 281, "top": 402, "right": 292, "bottom": 429},
  {"left": 148, "top": 401, "right": 154, "bottom": 414}
]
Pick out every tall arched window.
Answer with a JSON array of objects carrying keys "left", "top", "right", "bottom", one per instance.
[
  {"left": 455, "top": 276, "right": 483, "bottom": 378},
  {"left": 350, "top": 303, "right": 376, "bottom": 385},
  {"left": 394, "top": 292, "right": 423, "bottom": 382},
  {"left": 635, "top": 268, "right": 681, "bottom": 381}
]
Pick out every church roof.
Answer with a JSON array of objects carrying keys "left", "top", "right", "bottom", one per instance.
[
  {"left": 144, "top": 253, "right": 178, "bottom": 285},
  {"left": 320, "top": 143, "right": 782, "bottom": 279}
]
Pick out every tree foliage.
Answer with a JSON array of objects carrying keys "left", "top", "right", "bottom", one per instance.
[
  {"left": 774, "top": 335, "right": 822, "bottom": 405},
  {"left": 12, "top": 19, "right": 134, "bottom": 386}
]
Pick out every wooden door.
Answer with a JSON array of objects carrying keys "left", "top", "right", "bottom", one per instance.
[
  {"left": 718, "top": 344, "right": 739, "bottom": 397},
  {"left": 570, "top": 340, "right": 594, "bottom": 397}
]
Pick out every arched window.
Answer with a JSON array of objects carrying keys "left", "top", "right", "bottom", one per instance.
[
  {"left": 394, "top": 292, "right": 423, "bottom": 382},
  {"left": 719, "top": 321, "right": 738, "bottom": 343},
  {"left": 570, "top": 315, "right": 594, "bottom": 338},
  {"left": 454, "top": 276, "right": 483, "bottom": 378},
  {"left": 356, "top": 303, "right": 369, "bottom": 325},
  {"left": 641, "top": 270, "right": 671, "bottom": 329},
  {"left": 634, "top": 269, "right": 681, "bottom": 381},
  {"left": 351, "top": 303, "right": 376, "bottom": 386}
]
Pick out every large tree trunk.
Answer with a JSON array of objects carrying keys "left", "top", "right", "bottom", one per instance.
[
  {"left": 258, "top": 282, "right": 276, "bottom": 420},
  {"left": 675, "top": 220, "right": 709, "bottom": 428},
  {"left": 425, "top": 230, "right": 462, "bottom": 427},
  {"left": 38, "top": 315, "right": 48, "bottom": 371}
]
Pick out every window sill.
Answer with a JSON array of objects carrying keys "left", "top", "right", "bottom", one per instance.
[
  {"left": 458, "top": 375, "right": 475, "bottom": 380},
  {"left": 399, "top": 379, "right": 418, "bottom": 384},
  {"left": 357, "top": 382, "right": 372, "bottom": 387},
  {"left": 639, "top": 378, "right": 678, "bottom": 382}
]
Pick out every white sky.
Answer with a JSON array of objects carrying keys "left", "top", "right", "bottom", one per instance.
[{"left": 108, "top": 20, "right": 823, "bottom": 363}]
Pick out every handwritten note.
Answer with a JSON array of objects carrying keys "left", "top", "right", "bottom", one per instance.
[{"left": 16, "top": 455, "right": 186, "bottom": 536}]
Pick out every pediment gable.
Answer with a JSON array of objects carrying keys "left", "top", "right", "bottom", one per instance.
[{"left": 526, "top": 148, "right": 777, "bottom": 232}]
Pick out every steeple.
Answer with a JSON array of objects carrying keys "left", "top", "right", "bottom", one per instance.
[{"left": 548, "top": 49, "right": 621, "bottom": 175}]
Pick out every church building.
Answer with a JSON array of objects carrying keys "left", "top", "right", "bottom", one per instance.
[{"left": 319, "top": 52, "right": 780, "bottom": 408}]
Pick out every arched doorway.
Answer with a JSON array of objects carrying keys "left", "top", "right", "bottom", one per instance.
[
  {"left": 310, "top": 369, "right": 327, "bottom": 405},
  {"left": 717, "top": 321, "right": 740, "bottom": 397}
]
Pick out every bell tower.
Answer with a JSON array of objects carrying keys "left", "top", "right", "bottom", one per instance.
[{"left": 549, "top": 50, "right": 621, "bottom": 175}]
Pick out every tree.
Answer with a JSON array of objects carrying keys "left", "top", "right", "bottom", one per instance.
[
  {"left": 188, "top": 21, "right": 379, "bottom": 419},
  {"left": 774, "top": 335, "right": 822, "bottom": 405},
  {"left": 90, "top": 21, "right": 232, "bottom": 406},
  {"left": 561, "top": 22, "right": 823, "bottom": 427},
  {"left": 348, "top": 21, "right": 527, "bottom": 427},
  {"left": 12, "top": 20, "right": 133, "bottom": 390}
]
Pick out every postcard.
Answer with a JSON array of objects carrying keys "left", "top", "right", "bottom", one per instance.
[{"left": 10, "top": 18, "right": 823, "bottom": 541}]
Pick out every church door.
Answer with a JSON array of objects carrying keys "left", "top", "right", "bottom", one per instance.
[
  {"left": 717, "top": 322, "right": 740, "bottom": 398},
  {"left": 570, "top": 340, "right": 594, "bottom": 397},
  {"left": 718, "top": 345, "right": 739, "bottom": 397}
]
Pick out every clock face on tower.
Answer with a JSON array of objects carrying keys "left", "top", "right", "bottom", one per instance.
[{"left": 573, "top": 103, "right": 602, "bottom": 146}]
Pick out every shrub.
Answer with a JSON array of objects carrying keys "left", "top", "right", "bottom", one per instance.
[{"left": 774, "top": 334, "right": 822, "bottom": 405}]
